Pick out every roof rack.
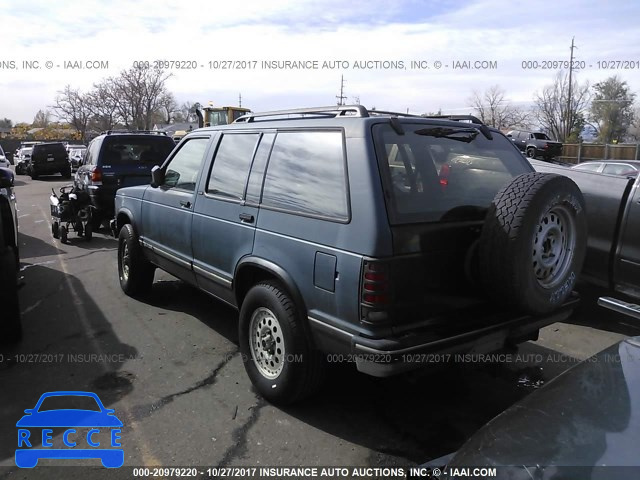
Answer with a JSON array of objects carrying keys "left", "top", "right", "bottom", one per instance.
[
  {"left": 102, "top": 130, "right": 168, "bottom": 136},
  {"left": 421, "top": 114, "right": 484, "bottom": 125},
  {"left": 234, "top": 105, "right": 423, "bottom": 123}
]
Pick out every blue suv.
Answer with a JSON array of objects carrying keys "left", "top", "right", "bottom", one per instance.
[
  {"left": 75, "top": 130, "right": 176, "bottom": 228},
  {"left": 112, "top": 106, "right": 586, "bottom": 404}
]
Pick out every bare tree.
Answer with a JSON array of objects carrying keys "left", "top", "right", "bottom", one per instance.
[
  {"left": 533, "top": 71, "right": 590, "bottom": 142},
  {"left": 32, "top": 109, "right": 52, "bottom": 128},
  {"left": 469, "top": 85, "right": 530, "bottom": 129},
  {"left": 104, "top": 64, "right": 172, "bottom": 129},
  {"left": 180, "top": 101, "right": 199, "bottom": 123},
  {"left": 0, "top": 118, "right": 12, "bottom": 128},
  {"left": 52, "top": 87, "right": 91, "bottom": 141},
  {"left": 156, "top": 93, "right": 179, "bottom": 124},
  {"left": 86, "top": 79, "right": 121, "bottom": 132}
]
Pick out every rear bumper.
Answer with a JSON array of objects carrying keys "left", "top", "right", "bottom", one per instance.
[
  {"left": 87, "top": 187, "right": 116, "bottom": 216},
  {"left": 539, "top": 144, "right": 562, "bottom": 157},
  {"left": 30, "top": 162, "right": 69, "bottom": 175},
  {"left": 312, "top": 298, "right": 578, "bottom": 377}
]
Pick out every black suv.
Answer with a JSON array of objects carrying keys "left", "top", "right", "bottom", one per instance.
[
  {"left": 27, "top": 142, "right": 71, "bottom": 179},
  {"left": 75, "top": 130, "right": 176, "bottom": 227},
  {"left": 113, "top": 106, "right": 586, "bottom": 404},
  {"left": 0, "top": 167, "right": 21, "bottom": 343},
  {"left": 506, "top": 130, "right": 563, "bottom": 160}
]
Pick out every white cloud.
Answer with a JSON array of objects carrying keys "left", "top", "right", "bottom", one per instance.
[{"left": 1, "top": 0, "right": 639, "bottom": 122}]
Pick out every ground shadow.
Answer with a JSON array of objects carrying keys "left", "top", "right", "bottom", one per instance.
[{"left": 0, "top": 263, "right": 137, "bottom": 466}]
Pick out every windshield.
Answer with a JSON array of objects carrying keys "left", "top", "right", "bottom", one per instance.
[{"left": 374, "top": 122, "right": 530, "bottom": 224}]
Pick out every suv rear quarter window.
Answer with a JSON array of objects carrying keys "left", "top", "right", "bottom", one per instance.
[{"left": 261, "top": 130, "right": 349, "bottom": 221}]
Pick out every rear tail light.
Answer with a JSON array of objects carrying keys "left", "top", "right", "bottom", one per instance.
[
  {"left": 90, "top": 167, "right": 102, "bottom": 185},
  {"left": 439, "top": 164, "right": 450, "bottom": 190},
  {"left": 361, "top": 260, "right": 391, "bottom": 323}
]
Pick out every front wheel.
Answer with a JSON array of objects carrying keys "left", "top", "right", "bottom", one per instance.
[
  {"left": 118, "top": 224, "right": 154, "bottom": 296},
  {"left": 84, "top": 222, "right": 92, "bottom": 241},
  {"left": 52, "top": 221, "right": 59, "bottom": 239},
  {"left": 526, "top": 147, "right": 537, "bottom": 158},
  {"left": 60, "top": 225, "right": 68, "bottom": 244},
  {"left": 239, "top": 281, "right": 325, "bottom": 404}
]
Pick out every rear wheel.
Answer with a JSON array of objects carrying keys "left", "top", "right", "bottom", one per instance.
[
  {"left": 118, "top": 224, "right": 154, "bottom": 295},
  {"left": 239, "top": 281, "right": 326, "bottom": 404},
  {"left": 0, "top": 247, "right": 22, "bottom": 344},
  {"left": 479, "top": 172, "right": 587, "bottom": 314},
  {"left": 84, "top": 222, "right": 92, "bottom": 241},
  {"left": 90, "top": 211, "right": 103, "bottom": 230},
  {"left": 61, "top": 167, "right": 72, "bottom": 179},
  {"left": 52, "top": 221, "right": 59, "bottom": 239}
]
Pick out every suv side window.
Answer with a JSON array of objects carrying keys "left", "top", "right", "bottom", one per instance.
[
  {"left": 261, "top": 130, "right": 348, "bottom": 221},
  {"left": 207, "top": 133, "right": 260, "bottom": 199},
  {"left": 163, "top": 138, "right": 209, "bottom": 191},
  {"left": 86, "top": 139, "right": 100, "bottom": 166}
]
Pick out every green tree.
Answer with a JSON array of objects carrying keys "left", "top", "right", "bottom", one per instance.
[
  {"left": 589, "top": 76, "right": 635, "bottom": 143},
  {"left": 0, "top": 118, "right": 12, "bottom": 128}
]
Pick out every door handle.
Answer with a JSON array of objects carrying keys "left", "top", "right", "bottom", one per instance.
[
  {"left": 180, "top": 200, "right": 192, "bottom": 209},
  {"left": 239, "top": 213, "right": 254, "bottom": 223}
]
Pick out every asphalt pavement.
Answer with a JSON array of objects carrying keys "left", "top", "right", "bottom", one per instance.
[{"left": 1, "top": 173, "right": 638, "bottom": 477}]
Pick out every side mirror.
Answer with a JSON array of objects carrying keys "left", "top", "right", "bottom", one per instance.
[
  {"left": 0, "top": 167, "right": 14, "bottom": 188},
  {"left": 151, "top": 165, "right": 164, "bottom": 188}
]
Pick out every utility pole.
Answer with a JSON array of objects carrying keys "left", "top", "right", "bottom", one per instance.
[
  {"left": 336, "top": 75, "right": 347, "bottom": 106},
  {"left": 239, "top": 93, "right": 242, "bottom": 108},
  {"left": 566, "top": 37, "right": 576, "bottom": 140}
]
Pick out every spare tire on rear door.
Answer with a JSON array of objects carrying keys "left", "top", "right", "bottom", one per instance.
[{"left": 478, "top": 172, "right": 587, "bottom": 315}]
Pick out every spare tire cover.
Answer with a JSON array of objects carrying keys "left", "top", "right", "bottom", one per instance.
[{"left": 479, "top": 172, "right": 587, "bottom": 315}]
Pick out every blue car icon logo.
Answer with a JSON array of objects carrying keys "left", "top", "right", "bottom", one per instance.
[{"left": 15, "top": 391, "right": 123, "bottom": 468}]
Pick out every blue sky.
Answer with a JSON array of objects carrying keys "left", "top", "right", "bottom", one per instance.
[{"left": 1, "top": 0, "right": 639, "bottom": 123}]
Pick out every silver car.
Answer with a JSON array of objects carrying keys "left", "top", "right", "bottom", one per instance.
[{"left": 571, "top": 160, "right": 640, "bottom": 177}]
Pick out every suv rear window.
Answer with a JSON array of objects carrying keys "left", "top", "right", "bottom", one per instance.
[
  {"left": 100, "top": 136, "right": 175, "bottom": 166},
  {"left": 32, "top": 143, "right": 67, "bottom": 160},
  {"left": 374, "top": 123, "right": 529, "bottom": 224}
]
